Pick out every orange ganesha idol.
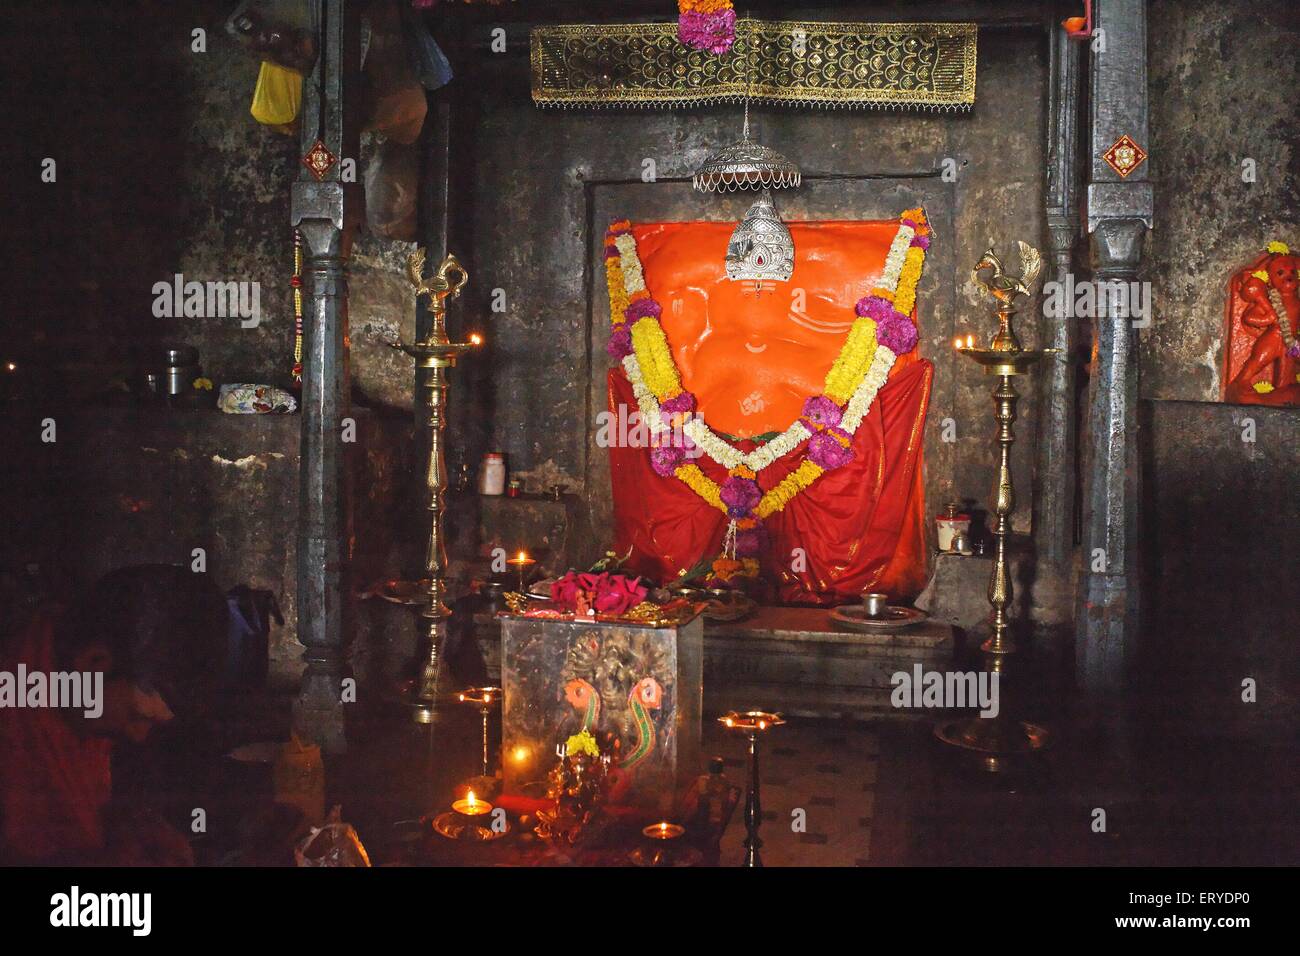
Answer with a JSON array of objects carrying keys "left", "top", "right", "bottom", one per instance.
[
  {"left": 1224, "top": 240, "right": 1300, "bottom": 406},
  {"left": 603, "top": 213, "right": 935, "bottom": 605}
]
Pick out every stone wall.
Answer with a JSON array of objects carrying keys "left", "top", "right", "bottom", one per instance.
[
  {"left": 1, "top": 1, "right": 432, "bottom": 683},
  {"left": 1139, "top": 1, "right": 1297, "bottom": 720}
]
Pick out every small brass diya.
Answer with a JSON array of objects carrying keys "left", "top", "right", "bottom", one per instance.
[
  {"left": 720, "top": 711, "right": 785, "bottom": 733},
  {"left": 432, "top": 789, "right": 510, "bottom": 842},
  {"left": 505, "top": 551, "right": 537, "bottom": 593},
  {"left": 628, "top": 821, "right": 701, "bottom": 868}
]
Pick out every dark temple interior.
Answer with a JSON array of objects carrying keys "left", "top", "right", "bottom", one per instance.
[{"left": 0, "top": 0, "right": 1296, "bottom": 878}]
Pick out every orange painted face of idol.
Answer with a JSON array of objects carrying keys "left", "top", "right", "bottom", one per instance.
[{"left": 633, "top": 220, "right": 909, "bottom": 438}]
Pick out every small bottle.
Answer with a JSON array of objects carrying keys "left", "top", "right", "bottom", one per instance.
[
  {"left": 479, "top": 452, "right": 506, "bottom": 495},
  {"left": 507, "top": 478, "right": 522, "bottom": 498},
  {"left": 691, "top": 756, "right": 731, "bottom": 830}
]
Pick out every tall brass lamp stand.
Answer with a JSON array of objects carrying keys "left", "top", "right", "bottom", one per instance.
[
  {"left": 392, "top": 250, "right": 478, "bottom": 724},
  {"left": 936, "top": 242, "right": 1055, "bottom": 771}
]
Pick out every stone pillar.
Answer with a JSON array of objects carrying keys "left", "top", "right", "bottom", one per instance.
[
  {"left": 291, "top": 0, "right": 361, "bottom": 753},
  {"left": 1077, "top": 0, "right": 1153, "bottom": 693},
  {"left": 1035, "top": 24, "right": 1081, "bottom": 568}
]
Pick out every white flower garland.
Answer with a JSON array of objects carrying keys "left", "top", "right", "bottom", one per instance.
[
  {"left": 624, "top": 338, "right": 899, "bottom": 469},
  {"left": 614, "top": 234, "right": 644, "bottom": 297},
  {"left": 879, "top": 224, "right": 915, "bottom": 291},
  {"left": 623, "top": 353, "right": 668, "bottom": 437}
]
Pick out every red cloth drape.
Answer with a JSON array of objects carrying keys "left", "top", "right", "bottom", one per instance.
[{"left": 609, "top": 360, "right": 932, "bottom": 603}]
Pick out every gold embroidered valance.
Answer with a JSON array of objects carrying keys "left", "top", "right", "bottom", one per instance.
[{"left": 531, "top": 20, "right": 976, "bottom": 111}]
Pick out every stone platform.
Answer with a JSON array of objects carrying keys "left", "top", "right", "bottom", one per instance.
[{"left": 703, "top": 606, "right": 954, "bottom": 720}]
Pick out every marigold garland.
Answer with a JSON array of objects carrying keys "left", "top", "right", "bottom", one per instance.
[
  {"left": 824, "top": 318, "right": 879, "bottom": 404},
  {"left": 755, "top": 460, "right": 825, "bottom": 520},
  {"left": 673, "top": 463, "right": 724, "bottom": 511},
  {"left": 893, "top": 247, "right": 927, "bottom": 315},
  {"left": 629, "top": 316, "right": 683, "bottom": 399},
  {"left": 606, "top": 259, "right": 629, "bottom": 321}
]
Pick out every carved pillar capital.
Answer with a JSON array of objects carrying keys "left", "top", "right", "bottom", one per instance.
[
  {"left": 1089, "top": 216, "right": 1147, "bottom": 277},
  {"left": 1046, "top": 217, "right": 1079, "bottom": 258}
]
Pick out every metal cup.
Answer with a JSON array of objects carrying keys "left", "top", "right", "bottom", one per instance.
[{"left": 862, "top": 592, "right": 889, "bottom": 618}]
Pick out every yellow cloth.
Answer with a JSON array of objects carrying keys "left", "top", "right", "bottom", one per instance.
[{"left": 250, "top": 61, "right": 302, "bottom": 127}]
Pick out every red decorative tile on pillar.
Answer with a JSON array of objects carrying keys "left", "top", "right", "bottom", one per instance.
[
  {"left": 301, "top": 138, "right": 337, "bottom": 182},
  {"left": 1101, "top": 134, "right": 1147, "bottom": 178}
]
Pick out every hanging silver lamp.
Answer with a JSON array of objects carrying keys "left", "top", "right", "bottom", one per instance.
[{"left": 693, "top": 102, "right": 802, "bottom": 193}]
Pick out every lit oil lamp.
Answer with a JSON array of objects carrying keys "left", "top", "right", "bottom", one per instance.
[
  {"left": 433, "top": 785, "right": 510, "bottom": 841},
  {"left": 629, "top": 820, "right": 697, "bottom": 867},
  {"left": 936, "top": 243, "right": 1054, "bottom": 770},
  {"left": 451, "top": 790, "right": 492, "bottom": 825},
  {"left": 505, "top": 549, "right": 537, "bottom": 593},
  {"left": 643, "top": 821, "right": 685, "bottom": 841}
]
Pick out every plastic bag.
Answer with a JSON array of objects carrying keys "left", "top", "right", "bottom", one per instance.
[
  {"left": 250, "top": 60, "right": 302, "bottom": 128},
  {"left": 364, "top": 139, "right": 419, "bottom": 239}
]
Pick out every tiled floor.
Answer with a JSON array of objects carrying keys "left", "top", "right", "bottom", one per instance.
[
  {"left": 291, "top": 675, "right": 1300, "bottom": 867},
  {"left": 706, "top": 718, "right": 882, "bottom": 867}
]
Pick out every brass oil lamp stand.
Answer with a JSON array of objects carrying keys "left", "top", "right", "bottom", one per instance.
[
  {"left": 720, "top": 710, "right": 784, "bottom": 867},
  {"left": 936, "top": 244, "right": 1055, "bottom": 771},
  {"left": 457, "top": 686, "right": 501, "bottom": 778},
  {"left": 391, "top": 251, "right": 479, "bottom": 724}
]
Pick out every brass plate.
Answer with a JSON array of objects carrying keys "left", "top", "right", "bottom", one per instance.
[
  {"left": 934, "top": 717, "right": 1051, "bottom": 771},
  {"left": 703, "top": 591, "right": 757, "bottom": 623},
  {"left": 431, "top": 811, "right": 511, "bottom": 842},
  {"left": 628, "top": 844, "right": 704, "bottom": 867},
  {"left": 829, "top": 604, "right": 928, "bottom": 632},
  {"left": 527, "top": 578, "right": 556, "bottom": 599},
  {"left": 374, "top": 578, "right": 429, "bottom": 606}
]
